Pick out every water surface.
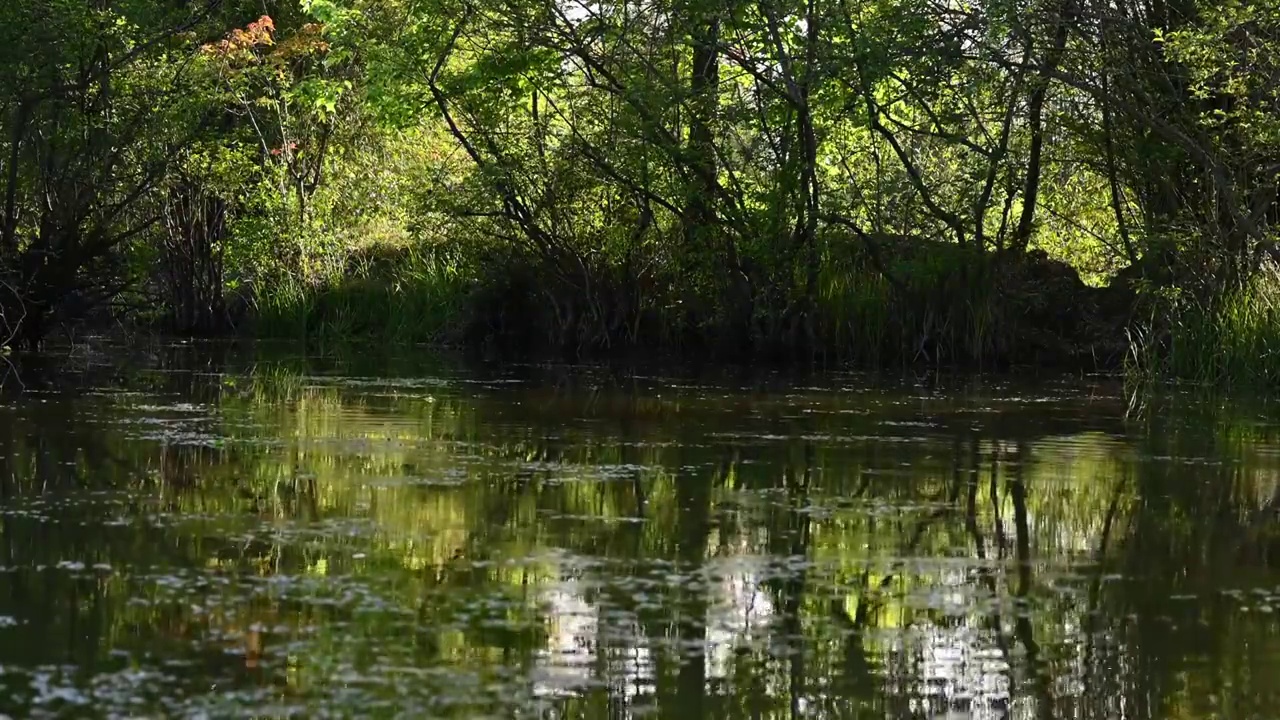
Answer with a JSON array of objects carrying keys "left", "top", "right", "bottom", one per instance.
[{"left": 1, "top": 345, "right": 1278, "bottom": 718}]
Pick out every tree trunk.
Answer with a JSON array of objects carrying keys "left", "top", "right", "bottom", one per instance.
[
  {"left": 683, "top": 13, "right": 720, "bottom": 253},
  {"left": 1013, "top": 0, "right": 1075, "bottom": 251}
]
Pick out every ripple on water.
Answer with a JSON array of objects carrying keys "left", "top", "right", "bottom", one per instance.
[{"left": 0, "top": 361, "right": 1277, "bottom": 719}]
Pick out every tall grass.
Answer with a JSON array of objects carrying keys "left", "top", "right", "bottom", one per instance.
[
  {"left": 251, "top": 245, "right": 471, "bottom": 346},
  {"left": 247, "top": 235, "right": 1085, "bottom": 370},
  {"left": 816, "top": 243, "right": 1007, "bottom": 368},
  {"left": 1127, "top": 271, "right": 1280, "bottom": 388}
]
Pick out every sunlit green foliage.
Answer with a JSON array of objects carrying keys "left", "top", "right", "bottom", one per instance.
[{"left": 0, "top": 0, "right": 1278, "bottom": 380}]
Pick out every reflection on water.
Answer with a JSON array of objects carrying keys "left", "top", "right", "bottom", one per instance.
[{"left": 1, "top": 346, "right": 1280, "bottom": 718}]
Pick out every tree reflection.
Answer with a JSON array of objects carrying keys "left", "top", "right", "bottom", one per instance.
[{"left": 0, "top": 365, "right": 1279, "bottom": 718}]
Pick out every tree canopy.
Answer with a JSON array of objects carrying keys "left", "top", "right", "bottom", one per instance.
[{"left": 1, "top": 0, "right": 1278, "bottom": 381}]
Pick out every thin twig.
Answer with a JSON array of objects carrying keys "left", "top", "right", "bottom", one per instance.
[{"left": 0, "top": 278, "right": 26, "bottom": 350}]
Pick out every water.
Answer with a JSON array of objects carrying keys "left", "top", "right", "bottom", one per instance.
[{"left": 1, "top": 344, "right": 1279, "bottom": 718}]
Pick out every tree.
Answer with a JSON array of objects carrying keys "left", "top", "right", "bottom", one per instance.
[{"left": 0, "top": 0, "right": 217, "bottom": 347}]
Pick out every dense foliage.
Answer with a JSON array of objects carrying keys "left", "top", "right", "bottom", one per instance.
[{"left": 2, "top": 0, "right": 1278, "bottom": 380}]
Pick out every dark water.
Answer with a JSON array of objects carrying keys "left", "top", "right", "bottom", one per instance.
[{"left": 1, "top": 345, "right": 1279, "bottom": 719}]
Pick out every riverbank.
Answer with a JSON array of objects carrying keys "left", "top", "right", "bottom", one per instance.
[
  {"left": 7, "top": 240, "right": 1278, "bottom": 389},
  {"left": 232, "top": 241, "right": 1280, "bottom": 387},
  {"left": 241, "top": 243, "right": 1124, "bottom": 366}
]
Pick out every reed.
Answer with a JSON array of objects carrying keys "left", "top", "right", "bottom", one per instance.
[
  {"left": 250, "top": 245, "right": 470, "bottom": 347},
  {"left": 1126, "top": 272, "right": 1280, "bottom": 389}
]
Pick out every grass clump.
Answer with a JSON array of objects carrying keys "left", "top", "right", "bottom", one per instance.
[
  {"left": 1126, "top": 270, "right": 1280, "bottom": 389},
  {"left": 251, "top": 244, "right": 471, "bottom": 347}
]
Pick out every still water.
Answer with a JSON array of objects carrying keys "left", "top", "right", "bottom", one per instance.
[{"left": 1, "top": 344, "right": 1279, "bottom": 719}]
